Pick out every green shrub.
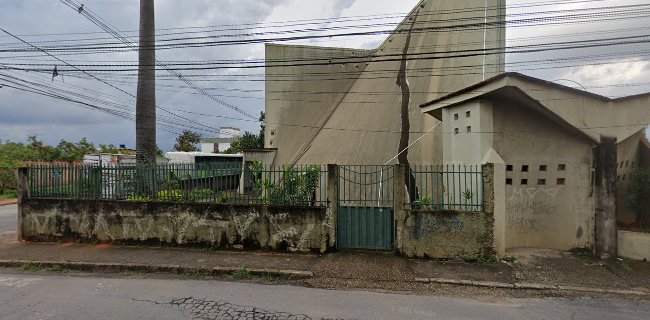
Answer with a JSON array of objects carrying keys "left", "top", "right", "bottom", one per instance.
[{"left": 627, "top": 169, "right": 650, "bottom": 228}]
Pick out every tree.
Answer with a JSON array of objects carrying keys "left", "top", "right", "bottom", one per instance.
[
  {"left": 173, "top": 130, "right": 202, "bottom": 152},
  {"left": 226, "top": 132, "right": 262, "bottom": 154},
  {"left": 627, "top": 169, "right": 650, "bottom": 229},
  {"left": 135, "top": 0, "right": 157, "bottom": 165},
  {"left": 56, "top": 138, "right": 97, "bottom": 162},
  {"left": 225, "top": 112, "right": 266, "bottom": 153}
]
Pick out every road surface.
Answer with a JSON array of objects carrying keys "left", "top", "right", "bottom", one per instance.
[
  {"left": 0, "top": 204, "right": 16, "bottom": 236},
  {"left": 1, "top": 271, "right": 649, "bottom": 320}
]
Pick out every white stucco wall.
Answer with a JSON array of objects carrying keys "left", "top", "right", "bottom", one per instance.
[
  {"left": 491, "top": 101, "right": 596, "bottom": 251},
  {"left": 618, "top": 230, "right": 650, "bottom": 261}
]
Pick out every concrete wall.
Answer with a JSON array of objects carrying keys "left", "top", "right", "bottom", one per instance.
[
  {"left": 266, "top": 0, "right": 506, "bottom": 166},
  {"left": 398, "top": 210, "right": 494, "bottom": 259},
  {"left": 616, "top": 132, "right": 648, "bottom": 224},
  {"left": 20, "top": 199, "right": 334, "bottom": 253},
  {"left": 618, "top": 230, "right": 650, "bottom": 261},
  {"left": 492, "top": 100, "right": 596, "bottom": 251}
]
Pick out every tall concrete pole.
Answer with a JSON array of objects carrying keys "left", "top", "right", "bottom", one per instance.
[{"left": 136, "top": 0, "right": 156, "bottom": 165}]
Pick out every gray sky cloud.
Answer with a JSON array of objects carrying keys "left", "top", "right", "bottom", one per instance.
[{"left": 1, "top": 0, "right": 649, "bottom": 150}]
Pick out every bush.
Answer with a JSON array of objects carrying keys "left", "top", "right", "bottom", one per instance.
[{"left": 627, "top": 169, "right": 650, "bottom": 228}]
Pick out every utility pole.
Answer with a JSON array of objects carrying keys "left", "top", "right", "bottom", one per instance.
[{"left": 136, "top": 0, "right": 156, "bottom": 165}]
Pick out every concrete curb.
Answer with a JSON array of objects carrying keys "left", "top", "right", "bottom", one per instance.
[
  {"left": 0, "top": 260, "right": 314, "bottom": 279},
  {"left": 414, "top": 277, "right": 649, "bottom": 296}
]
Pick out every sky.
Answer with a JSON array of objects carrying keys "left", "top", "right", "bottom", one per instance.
[{"left": 0, "top": 0, "right": 649, "bottom": 151}]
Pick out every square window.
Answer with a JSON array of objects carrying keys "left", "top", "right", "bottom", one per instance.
[
  {"left": 522, "top": 165, "right": 529, "bottom": 172},
  {"left": 269, "top": 140, "right": 273, "bottom": 146},
  {"left": 270, "top": 130, "right": 275, "bottom": 136},
  {"left": 506, "top": 178, "right": 513, "bottom": 185},
  {"left": 466, "top": 126, "right": 472, "bottom": 133},
  {"left": 454, "top": 128, "right": 459, "bottom": 134},
  {"left": 538, "top": 179, "right": 546, "bottom": 185},
  {"left": 557, "top": 178, "right": 566, "bottom": 185},
  {"left": 539, "top": 165, "right": 547, "bottom": 171},
  {"left": 521, "top": 179, "right": 528, "bottom": 185},
  {"left": 506, "top": 165, "right": 513, "bottom": 171},
  {"left": 465, "top": 111, "right": 471, "bottom": 118},
  {"left": 558, "top": 164, "right": 566, "bottom": 171},
  {"left": 454, "top": 114, "right": 459, "bottom": 120}
]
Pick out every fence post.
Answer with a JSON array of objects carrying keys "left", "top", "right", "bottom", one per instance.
[
  {"left": 481, "top": 160, "right": 506, "bottom": 257},
  {"left": 326, "top": 164, "right": 338, "bottom": 249},
  {"left": 393, "top": 164, "right": 407, "bottom": 252},
  {"left": 15, "top": 167, "right": 28, "bottom": 241}
]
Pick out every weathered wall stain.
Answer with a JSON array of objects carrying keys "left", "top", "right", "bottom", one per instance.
[
  {"left": 507, "top": 187, "right": 560, "bottom": 232},
  {"left": 410, "top": 214, "right": 465, "bottom": 240},
  {"left": 399, "top": 210, "right": 494, "bottom": 259},
  {"left": 21, "top": 199, "right": 334, "bottom": 253}
]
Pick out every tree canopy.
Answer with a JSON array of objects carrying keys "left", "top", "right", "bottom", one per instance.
[{"left": 173, "top": 130, "right": 202, "bottom": 152}]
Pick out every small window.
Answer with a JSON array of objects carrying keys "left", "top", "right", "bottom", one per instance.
[
  {"left": 620, "top": 162, "right": 624, "bottom": 168},
  {"left": 539, "top": 165, "right": 547, "bottom": 172},
  {"left": 466, "top": 126, "right": 472, "bottom": 133},
  {"left": 506, "top": 178, "right": 513, "bottom": 185},
  {"left": 465, "top": 111, "right": 471, "bottom": 118},
  {"left": 506, "top": 165, "right": 513, "bottom": 172},
  {"left": 454, "top": 128, "right": 459, "bottom": 134},
  {"left": 558, "top": 164, "right": 566, "bottom": 171},
  {"left": 522, "top": 165, "right": 529, "bottom": 172},
  {"left": 270, "top": 130, "right": 275, "bottom": 136},
  {"left": 269, "top": 140, "right": 274, "bottom": 146},
  {"left": 538, "top": 179, "right": 546, "bottom": 185},
  {"left": 557, "top": 178, "right": 566, "bottom": 185},
  {"left": 521, "top": 179, "right": 528, "bottom": 185},
  {"left": 625, "top": 161, "right": 629, "bottom": 168},
  {"left": 454, "top": 114, "right": 459, "bottom": 120}
]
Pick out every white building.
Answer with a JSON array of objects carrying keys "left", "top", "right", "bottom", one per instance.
[{"left": 201, "top": 127, "right": 241, "bottom": 153}]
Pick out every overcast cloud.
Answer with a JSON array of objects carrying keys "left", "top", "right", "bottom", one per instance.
[{"left": 0, "top": 0, "right": 649, "bottom": 151}]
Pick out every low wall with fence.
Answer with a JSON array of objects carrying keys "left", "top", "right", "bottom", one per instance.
[
  {"left": 17, "top": 162, "right": 496, "bottom": 257},
  {"left": 20, "top": 198, "right": 334, "bottom": 253},
  {"left": 395, "top": 164, "right": 496, "bottom": 259}
]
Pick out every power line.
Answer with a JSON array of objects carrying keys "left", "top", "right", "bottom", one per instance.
[{"left": 58, "top": 0, "right": 258, "bottom": 121}]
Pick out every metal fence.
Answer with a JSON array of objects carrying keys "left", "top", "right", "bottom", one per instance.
[
  {"left": 26, "top": 163, "right": 328, "bottom": 207},
  {"left": 407, "top": 164, "right": 484, "bottom": 212}
]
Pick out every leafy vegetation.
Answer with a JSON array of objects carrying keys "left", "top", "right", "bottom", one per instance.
[
  {"left": 173, "top": 130, "right": 202, "bottom": 152},
  {"left": 231, "top": 268, "right": 252, "bottom": 280},
  {"left": 248, "top": 160, "right": 322, "bottom": 206},
  {"left": 225, "top": 112, "right": 265, "bottom": 153},
  {"left": 627, "top": 169, "right": 650, "bottom": 229}
]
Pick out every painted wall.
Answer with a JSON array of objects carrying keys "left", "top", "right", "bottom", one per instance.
[
  {"left": 266, "top": 0, "right": 506, "bottom": 165},
  {"left": 618, "top": 230, "right": 650, "bottom": 261},
  {"left": 20, "top": 199, "right": 334, "bottom": 253},
  {"left": 492, "top": 100, "right": 596, "bottom": 250},
  {"left": 398, "top": 210, "right": 494, "bottom": 259}
]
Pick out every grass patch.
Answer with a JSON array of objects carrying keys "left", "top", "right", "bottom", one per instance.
[
  {"left": 0, "top": 190, "right": 17, "bottom": 200},
  {"left": 615, "top": 258, "right": 632, "bottom": 270},
  {"left": 49, "top": 264, "right": 64, "bottom": 272},
  {"left": 21, "top": 262, "right": 43, "bottom": 272},
  {"left": 503, "top": 256, "right": 517, "bottom": 263},
  {"left": 186, "top": 269, "right": 211, "bottom": 279},
  {"left": 231, "top": 268, "right": 252, "bottom": 280}
]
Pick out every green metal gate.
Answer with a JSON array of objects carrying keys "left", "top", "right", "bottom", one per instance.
[{"left": 337, "top": 165, "right": 394, "bottom": 250}]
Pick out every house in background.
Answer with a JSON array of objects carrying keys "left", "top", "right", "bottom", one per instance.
[
  {"left": 420, "top": 72, "right": 650, "bottom": 254},
  {"left": 201, "top": 127, "right": 241, "bottom": 153}
]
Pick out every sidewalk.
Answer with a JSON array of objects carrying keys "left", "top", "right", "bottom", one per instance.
[
  {"left": 1, "top": 233, "right": 648, "bottom": 298},
  {"left": 0, "top": 199, "right": 17, "bottom": 206}
]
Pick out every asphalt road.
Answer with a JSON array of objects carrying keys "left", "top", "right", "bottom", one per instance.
[
  {"left": 1, "top": 271, "right": 649, "bottom": 320},
  {"left": 0, "top": 204, "right": 16, "bottom": 235}
]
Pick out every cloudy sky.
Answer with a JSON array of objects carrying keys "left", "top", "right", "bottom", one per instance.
[{"left": 0, "top": 0, "right": 649, "bottom": 151}]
